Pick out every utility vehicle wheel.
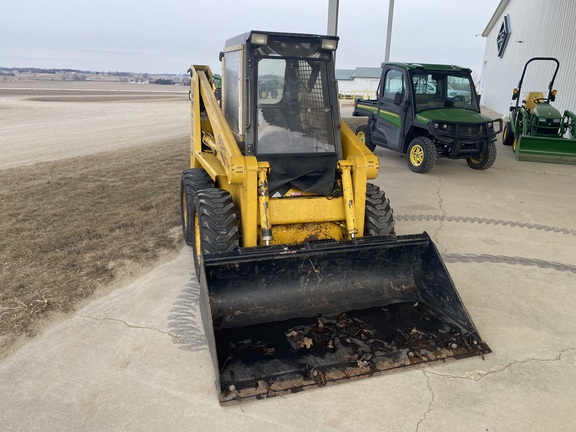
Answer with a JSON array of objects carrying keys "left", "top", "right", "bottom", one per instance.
[
  {"left": 407, "top": 136, "right": 437, "bottom": 173},
  {"left": 502, "top": 122, "right": 514, "bottom": 146},
  {"left": 181, "top": 169, "right": 214, "bottom": 246},
  {"left": 467, "top": 141, "right": 497, "bottom": 170},
  {"left": 260, "top": 90, "right": 268, "bottom": 98},
  {"left": 364, "top": 183, "right": 395, "bottom": 236},
  {"left": 192, "top": 188, "right": 239, "bottom": 277},
  {"left": 355, "top": 124, "right": 376, "bottom": 151}
]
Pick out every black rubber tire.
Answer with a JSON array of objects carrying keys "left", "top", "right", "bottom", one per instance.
[
  {"left": 181, "top": 169, "right": 214, "bottom": 246},
  {"left": 467, "top": 141, "right": 497, "bottom": 170},
  {"left": 364, "top": 183, "right": 395, "bottom": 236},
  {"left": 502, "top": 122, "right": 514, "bottom": 146},
  {"left": 192, "top": 188, "right": 239, "bottom": 277},
  {"left": 407, "top": 136, "right": 437, "bottom": 173},
  {"left": 355, "top": 124, "right": 376, "bottom": 152}
]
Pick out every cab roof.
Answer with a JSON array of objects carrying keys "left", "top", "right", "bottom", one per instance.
[
  {"left": 382, "top": 62, "right": 472, "bottom": 74},
  {"left": 225, "top": 30, "right": 336, "bottom": 49}
]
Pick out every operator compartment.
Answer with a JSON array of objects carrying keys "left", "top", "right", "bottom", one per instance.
[{"left": 222, "top": 31, "right": 342, "bottom": 197}]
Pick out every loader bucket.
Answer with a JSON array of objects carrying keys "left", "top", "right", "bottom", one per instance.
[
  {"left": 516, "top": 135, "right": 576, "bottom": 164},
  {"left": 198, "top": 233, "right": 490, "bottom": 404}
]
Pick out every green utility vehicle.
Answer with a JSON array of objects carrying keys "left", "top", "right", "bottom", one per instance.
[
  {"left": 502, "top": 57, "right": 576, "bottom": 164},
  {"left": 353, "top": 63, "right": 502, "bottom": 173}
]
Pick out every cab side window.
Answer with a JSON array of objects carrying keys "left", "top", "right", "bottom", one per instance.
[{"left": 382, "top": 70, "right": 404, "bottom": 100}]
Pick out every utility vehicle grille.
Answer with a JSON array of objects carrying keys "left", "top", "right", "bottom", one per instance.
[{"left": 456, "top": 123, "right": 485, "bottom": 138}]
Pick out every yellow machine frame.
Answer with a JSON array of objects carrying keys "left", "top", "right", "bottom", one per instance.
[{"left": 189, "top": 65, "right": 379, "bottom": 248}]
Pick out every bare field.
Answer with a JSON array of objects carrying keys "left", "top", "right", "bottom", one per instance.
[
  {"left": 0, "top": 81, "right": 190, "bottom": 169},
  {"left": 0, "top": 82, "right": 191, "bottom": 356}
]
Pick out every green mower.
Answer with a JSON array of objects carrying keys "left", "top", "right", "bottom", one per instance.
[{"left": 503, "top": 57, "right": 576, "bottom": 164}]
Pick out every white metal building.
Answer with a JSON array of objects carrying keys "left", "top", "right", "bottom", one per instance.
[
  {"left": 481, "top": 0, "right": 576, "bottom": 117},
  {"left": 335, "top": 67, "right": 381, "bottom": 99}
]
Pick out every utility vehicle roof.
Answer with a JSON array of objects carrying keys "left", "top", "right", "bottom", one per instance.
[{"left": 382, "top": 62, "right": 472, "bottom": 73}]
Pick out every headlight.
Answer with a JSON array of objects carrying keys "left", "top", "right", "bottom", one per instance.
[
  {"left": 251, "top": 33, "right": 268, "bottom": 46},
  {"left": 433, "top": 122, "right": 449, "bottom": 131},
  {"left": 432, "top": 122, "right": 451, "bottom": 131},
  {"left": 539, "top": 118, "right": 547, "bottom": 124},
  {"left": 553, "top": 118, "right": 561, "bottom": 124},
  {"left": 321, "top": 38, "right": 338, "bottom": 51}
]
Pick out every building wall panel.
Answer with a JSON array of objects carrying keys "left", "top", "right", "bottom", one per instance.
[{"left": 481, "top": 0, "right": 576, "bottom": 118}]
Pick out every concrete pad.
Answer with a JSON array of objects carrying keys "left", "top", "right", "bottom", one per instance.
[
  {"left": 1, "top": 137, "right": 576, "bottom": 430},
  {"left": 0, "top": 249, "right": 433, "bottom": 432}
]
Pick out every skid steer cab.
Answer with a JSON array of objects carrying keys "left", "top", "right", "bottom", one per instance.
[
  {"left": 181, "top": 31, "right": 490, "bottom": 404},
  {"left": 354, "top": 63, "right": 502, "bottom": 173},
  {"left": 502, "top": 57, "right": 576, "bottom": 164}
]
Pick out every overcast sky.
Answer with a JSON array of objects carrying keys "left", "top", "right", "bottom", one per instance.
[{"left": 1, "top": 0, "right": 501, "bottom": 75}]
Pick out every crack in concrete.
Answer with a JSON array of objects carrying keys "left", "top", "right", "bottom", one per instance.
[
  {"left": 426, "top": 347, "right": 575, "bottom": 382},
  {"left": 76, "top": 313, "right": 204, "bottom": 342},
  {"left": 414, "top": 348, "right": 574, "bottom": 431},
  {"left": 416, "top": 371, "right": 435, "bottom": 432},
  {"left": 433, "top": 178, "right": 448, "bottom": 254}
]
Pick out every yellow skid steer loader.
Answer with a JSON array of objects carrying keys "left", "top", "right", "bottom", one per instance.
[{"left": 181, "top": 31, "right": 490, "bottom": 404}]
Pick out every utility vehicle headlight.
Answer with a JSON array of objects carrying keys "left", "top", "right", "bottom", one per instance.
[
  {"left": 433, "top": 122, "right": 449, "bottom": 131},
  {"left": 553, "top": 118, "right": 561, "bottom": 124},
  {"left": 539, "top": 118, "right": 547, "bottom": 124}
]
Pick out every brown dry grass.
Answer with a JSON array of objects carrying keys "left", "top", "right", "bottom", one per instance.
[{"left": 0, "top": 137, "right": 189, "bottom": 356}]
